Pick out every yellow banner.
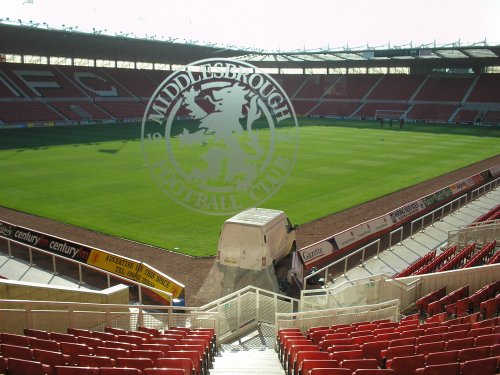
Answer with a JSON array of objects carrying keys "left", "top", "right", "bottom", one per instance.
[{"left": 87, "top": 249, "right": 183, "bottom": 301}]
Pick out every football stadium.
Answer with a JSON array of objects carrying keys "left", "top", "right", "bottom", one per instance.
[{"left": 0, "top": 2, "right": 499, "bottom": 374}]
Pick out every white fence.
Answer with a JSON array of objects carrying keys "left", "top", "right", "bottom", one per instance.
[
  {"left": 300, "top": 274, "right": 421, "bottom": 313},
  {"left": 275, "top": 299, "right": 400, "bottom": 335},
  {"left": 397, "top": 263, "right": 500, "bottom": 298},
  {"left": 0, "top": 285, "right": 297, "bottom": 345},
  {"left": 0, "top": 299, "right": 217, "bottom": 336},
  {"left": 197, "top": 285, "right": 297, "bottom": 344},
  {"left": 448, "top": 220, "right": 500, "bottom": 249}
]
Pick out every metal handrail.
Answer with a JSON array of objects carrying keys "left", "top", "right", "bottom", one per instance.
[
  {"left": 471, "top": 176, "right": 500, "bottom": 200},
  {"left": 410, "top": 194, "right": 467, "bottom": 238},
  {"left": 0, "top": 236, "right": 173, "bottom": 304},
  {"left": 303, "top": 239, "right": 380, "bottom": 287}
]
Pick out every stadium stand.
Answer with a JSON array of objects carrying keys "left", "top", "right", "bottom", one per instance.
[
  {"left": 466, "top": 74, "right": 500, "bottom": 103},
  {"left": 366, "top": 75, "right": 425, "bottom": 101},
  {"left": 2, "top": 60, "right": 500, "bottom": 124},
  {"left": 413, "top": 76, "right": 474, "bottom": 102}
]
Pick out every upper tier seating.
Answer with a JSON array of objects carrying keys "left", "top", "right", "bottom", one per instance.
[
  {"left": 0, "top": 63, "right": 87, "bottom": 98},
  {"left": 467, "top": 74, "right": 500, "bottom": 103},
  {"left": 406, "top": 104, "right": 457, "bottom": 122},
  {"left": 322, "top": 75, "right": 380, "bottom": 100},
  {"left": 366, "top": 75, "right": 425, "bottom": 101},
  {"left": 452, "top": 109, "right": 479, "bottom": 123},
  {"left": 413, "top": 76, "right": 474, "bottom": 102},
  {"left": 310, "top": 101, "right": 361, "bottom": 117}
]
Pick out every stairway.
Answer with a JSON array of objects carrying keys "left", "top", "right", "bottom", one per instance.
[
  {"left": 211, "top": 348, "right": 285, "bottom": 375},
  {"left": 210, "top": 323, "right": 285, "bottom": 375}
]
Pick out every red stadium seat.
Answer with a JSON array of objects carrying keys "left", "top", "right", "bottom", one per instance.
[
  {"left": 116, "top": 357, "right": 155, "bottom": 372},
  {"left": 155, "top": 357, "right": 194, "bottom": 375},
  {"left": 308, "top": 369, "right": 350, "bottom": 375},
  {"left": 460, "top": 357, "right": 498, "bottom": 375},
  {"left": 340, "top": 358, "right": 379, "bottom": 371},
  {"left": 50, "top": 333, "right": 77, "bottom": 343},
  {"left": 77, "top": 354, "right": 116, "bottom": 367},
  {"left": 30, "top": 337, "right": 61, "bottom": 352},
  {"left": 7, "top": 357, "right": 49, "bottom": 375},
  {"left": 458, "top": 345, "right": 491, "bottom": 362},
  {"left": 24, "top": 329, "right": 50, "bottom": 340},
  {"left": 445, "top": 337, "right": 474, "bottom": 351},
  {"left": 388, "top": 354, "right": 425, "bottom": 375},
  {"left": 300, "top": 359, "right": 339, "bottom": 375},
  {"left": 166, "top": 351, "right": 202, "bottom": 375},
  {"left": 425, "top": 350, "right": 458, "bottom": 366},
  {"left": 415, "top": 341, "right": 445, "bottom": 356},
  {"left": 352, "top": 370, "right": 396, "bottom": 375},
  {"left": 98, "top": 368, "right": 141, "bottom": 375},
  {"left": 104, "top": 327, "right": 128, "bottom": 335},
  {"left": 130, "top": 350, "right": 165, "bottom": 361},
  {"left": 414, "top": 362, "right": 460, "bottom": 375},
  {"left": 329, "top": 349, "right": 364, "bottom": 361},
  {"left": 143, "top": 369, "right": 187, "bottom": 375},
  {"left": 1, "top": 343, "right": 34, "bottom": 360},
  {"left": 96, "top": 346, "right": 131, "bottom": 359},
  {"left": 67, "top": 328, "right": 92, "bottom": 338},
  {"left": 33, "top": 348, "right": 71, "bottom": 367},
  {"left": 60, "top": 342, "right": 93, "bottom": 362},
  {"left": 0, "top": 333, "right": 31, "bottom": 347},
  {"left": 92, "top": 331, "right": 117, "bottom": 341},
  {"left": 294, "top": 351, "right": 330, "bottom": 375},
  {"left": 474, "top": 333, "right": 500, "bottom": 346},
  {"left": 54, "top": 366, "right": 99, "bottom": 375}
]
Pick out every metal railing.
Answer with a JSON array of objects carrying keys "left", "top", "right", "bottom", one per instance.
[
  {"left": 448, "top": 220, "right": 500, "bottom": 249},
  {"left": 0, "top": 236, "right": 173, "bottom": 304},
  {"left": 197, "top": 285, "right": 298, "bottom": 344},
  {"left": 471, "top": 176, "right": 500, "bottom": 200},
  {"left": 276, "top": 299, "right": 400, "bottom": 334},
  {"left": 0, "top": 284, "right": 297, "bottom": 345},
  {"left": 303, "top": 239, "right": 381, "bottom": 287},
  {"left": 300, "top": 274, "right": 421, "bottom": 313},
  {"left": 0, "top": 299, "right": 216, "bottom": 336},
  {"left": 306, "top": 192, "right": 474, "bottom": 287},
  {"left": 409, "top": 194, "right": 468, "bottom": 237}
]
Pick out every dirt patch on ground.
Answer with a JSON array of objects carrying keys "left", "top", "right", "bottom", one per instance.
[{"left": 1, "top": 155, "right": 498, "bottom": 306}]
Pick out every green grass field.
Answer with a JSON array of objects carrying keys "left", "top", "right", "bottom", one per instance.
[{"left": 0, "top": 119, "right": 498, "bottom": 256}]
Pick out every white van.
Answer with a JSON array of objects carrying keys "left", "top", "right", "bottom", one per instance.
[{"left": 217, "top": 208, "right": 297, "bottom": 271}]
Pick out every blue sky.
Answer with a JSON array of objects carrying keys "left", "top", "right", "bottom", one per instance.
[{"left": 4, "top": 0, "right": 500, "bottom": 51}]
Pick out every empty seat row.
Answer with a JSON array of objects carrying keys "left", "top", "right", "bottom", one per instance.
[{"left": 3, "top": 356, "right": 189, "bottom": 375}]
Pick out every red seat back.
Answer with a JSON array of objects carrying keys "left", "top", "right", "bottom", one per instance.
[{"left": 156, "top": 357, "right": 194, "bottom": 374}]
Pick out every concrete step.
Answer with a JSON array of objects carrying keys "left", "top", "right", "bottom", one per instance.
[{"left": 211, "top": 348, "right": 285, "bottom": 375}]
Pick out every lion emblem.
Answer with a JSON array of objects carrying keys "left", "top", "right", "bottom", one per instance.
[{"left": 179, "top": 82, "right": 264, "bottom": 189}]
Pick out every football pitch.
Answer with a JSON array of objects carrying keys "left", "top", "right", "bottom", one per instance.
[{"left": 0, "top": 119, "right": 498, "bottom": 256}]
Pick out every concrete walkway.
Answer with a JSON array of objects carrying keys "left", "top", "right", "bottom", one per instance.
[{"left": 332, "top": 187, "right": 500, "bottom": 285}]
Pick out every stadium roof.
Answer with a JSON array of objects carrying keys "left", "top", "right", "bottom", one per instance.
[{"left": 1, "top": 23, "right": 500, "bottom": 70}]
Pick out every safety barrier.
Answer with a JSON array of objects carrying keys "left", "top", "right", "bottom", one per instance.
[
  {"left": 303, "top": 239, "right": 380, "bottom": 287},
  {"left": 448, "top": 220, "right": 500, "bottom": 249},
  {"left": 409, "top": 194, "right": 467, "bottom": 237},
  {"left": 0, "top": 299, "right": 216, "bottom": 337},
  {"left": 471, "top": 176, "right": 500, "bottom": 200},
  {"left": 300, "top": 274, "right": 421, "bottom": 313},
  {"left": 0, "top": 284, "right": 297, "bottom": 345},
  {"left": 0, "top": 234, "right": 175, "bottom": 305},
  {"left": 197, "top": 285, "right": 297, "bottom": 344},
  {"left": 276, "top": 299, "right": 400, "bottom": 334}
]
